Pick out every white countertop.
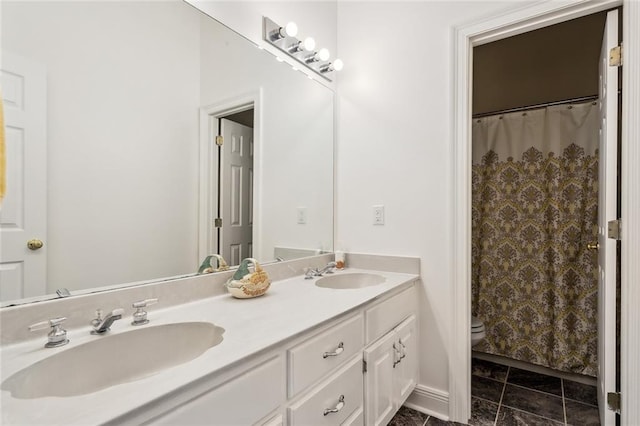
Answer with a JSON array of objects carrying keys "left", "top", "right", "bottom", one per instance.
[{"left": 0, "top": 268, "right": 418, "bottom": 425}]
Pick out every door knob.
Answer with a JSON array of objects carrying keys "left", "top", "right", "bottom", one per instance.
[
  {"left": 587, "top": 242, "right": 600, "bottom": 250},
  {"left": 27, "top": 239, "right": 44, "bottom": 250}
]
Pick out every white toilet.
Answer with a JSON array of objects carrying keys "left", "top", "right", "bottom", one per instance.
[{"left": 471, "top": 316, "right": 486, "bottom": 347}]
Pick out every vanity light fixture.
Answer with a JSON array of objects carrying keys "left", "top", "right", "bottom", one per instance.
[
  {"left": 319, "top": 59, "right": 344, "bottom": 74},
  {"left": 269, "top": 21, "right": 298, "bottom": 41},
  {"left": 263, "top": 16, "right": 343, "bottom": 81},
  {"left": 317, "top": 48, "right": 330, "bottom": 61},
  {"left": 287, "top": 41, "right": 304, "bottom": 54},
  {"left": 303, "top": 37, "right": 316, "bottom": 51}
]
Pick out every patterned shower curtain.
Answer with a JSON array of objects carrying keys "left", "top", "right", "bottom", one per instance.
[{"left": 471, "top": 101, "right": 600, "bottom": 376}]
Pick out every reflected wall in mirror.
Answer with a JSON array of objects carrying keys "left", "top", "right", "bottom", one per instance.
[{"left": 0, "top": 1, "right": 334, "bottom": 306}]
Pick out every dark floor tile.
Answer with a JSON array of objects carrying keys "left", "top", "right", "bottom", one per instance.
[
  {"left": 563, "top": 380, "right": 598, "bottom": 406},
  {"left": 472, "top": 358, "right": 510, "bottom": 382},
  {"left": 472, "top": 375, "right": 505, "bottom": 403},
  {"left": 389, "top": 406, "right": 429, "bottom": 426},
  {"left": 565, "top": 399, "right": 601, "bottom": 426},
  {"left": 425, "top": 416, "right": 463, "bottom": 425},
  {"left": 469, "top": 397, "right": 498, "bottom": 426},
  {"left": 496, "top": 406, "right": 564, "bottom": 425},
  {"left": 507, "top": 368, "right": 562, "bottom": 396},
  {"left": 501, "top": 384, "right": 565, "bottom": 422}
]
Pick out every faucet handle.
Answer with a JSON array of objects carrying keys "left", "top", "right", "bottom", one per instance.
[
  {"left": 29, "top": 317, "right": 69, "bottom": 348},
  {"left": 132, "top": 298, "right": 158, "bottom": 309},
  {"left": 131, "top": 298, "right": 158, "bottom": 326}
]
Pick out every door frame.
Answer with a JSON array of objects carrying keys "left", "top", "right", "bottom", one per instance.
[
  {"left": 198, "top": 90, "right": 262, "bottom": 264},
  {"left": 451, "top": 1, "right": 640, "bottom": 424}
]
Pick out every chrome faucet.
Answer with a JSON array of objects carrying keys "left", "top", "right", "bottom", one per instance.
[
  {"left": 131, "top": 298, "right": 158, "bottom": 326},
  {"left": 304, "top": 261, "right": 337, "bottom": 279},
  {"left": 91, "top": 308, "right": 124, "bottom": 334},
  {"left": 29, "top": 317, "right": 69, "bottom": 348}
]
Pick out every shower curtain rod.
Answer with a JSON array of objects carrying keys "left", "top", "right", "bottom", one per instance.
[{"left": 472, "top": 94, "right": 599, "bottom": 119}]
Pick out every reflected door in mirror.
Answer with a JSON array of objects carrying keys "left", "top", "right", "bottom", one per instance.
[
  {"left": 220, "top": 118, "right": 253, "bottom": 266},
  {"left": 0, "top": 52, "right": 47, "bottom": 301}
]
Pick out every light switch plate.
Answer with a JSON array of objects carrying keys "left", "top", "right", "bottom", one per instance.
[
  {"left": 297, "top": 207, "right": 307, "bottom": 224},
  {"left": 373, "top": 205, "right": 384, "bottom": 225}
]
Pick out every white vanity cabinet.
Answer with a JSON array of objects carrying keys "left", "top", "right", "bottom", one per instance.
[
  {"left": 141, "top": 355, "right": 287, "bottom": 426},
  {"left": 285, "top": 313, "right": 365, "bottom": 425},
  {"left": 119, "top": 280, "right": 417, "bottom": 426},
  {"left": 288, "top": 355, "right": 364, "bottom": 425},
  {"left": 363, "top": 287, "right": 418, "bottom": 426},
  {"left": 284, "top": 283, "right": 418, "bottom": 426}
]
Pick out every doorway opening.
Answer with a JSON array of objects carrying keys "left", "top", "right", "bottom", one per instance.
[
  {"left": 198, "top": 92, "right": 261, "bottom": 270},
  {"left": 469, "top": 9, "right": 620, "bottom": 425},
  {"left": 450, "top": 1, "right": 630, "bottom": 424}
]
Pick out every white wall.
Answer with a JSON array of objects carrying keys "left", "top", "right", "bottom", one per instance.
[
  {"left": 336, "top": 0, "right": 535, "bottom": 416},
  {"left": 2, "top": 2, "right": 202, "bottom": 292},
  {"left": 199, "top": 15, "right": 334, "bottom": 260}
]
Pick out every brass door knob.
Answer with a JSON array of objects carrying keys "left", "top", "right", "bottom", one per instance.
[
  {"left": 587, "top": 242, "right": 600, "bottom": 250},
  {"left": 27, "top": 239, "right": 44, "bottom": 250}
]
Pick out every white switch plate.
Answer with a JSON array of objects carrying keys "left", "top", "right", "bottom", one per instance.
[
  {"left": 373, "top": 205, "right": 384, "bottom": 225},
  {"left": 297, "top": 207, "right": 307, "bottom": 224}
]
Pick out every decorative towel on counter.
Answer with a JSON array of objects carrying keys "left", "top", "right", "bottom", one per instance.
[
  {"left": 225, "top": 258, "right": 270, "bottom": 298},
  {"left": 0, "top": 89, "right": 6, "bottom": 202},
  {"left": 197, "top": 254, "right": 229, "bottom": 274}
]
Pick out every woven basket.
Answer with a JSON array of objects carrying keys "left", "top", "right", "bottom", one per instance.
[{"left": 225, "top": 258, "right": 271, "bottom": 298}]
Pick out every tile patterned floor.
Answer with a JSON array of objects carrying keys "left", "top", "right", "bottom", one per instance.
[{"left": 387, "top": 358, "right": 601, "bottom": 426}]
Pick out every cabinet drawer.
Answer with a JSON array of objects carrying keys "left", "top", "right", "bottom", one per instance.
[
  {"left": 288, "top": 314, "right": 364, "bottom": 396},
  {"left": 342, "top": 406, "right": 364, "bottom": 426},
  {"left": 365, "top": 284, "right": 416, "bottom": 343},
  {"left": 149, "top": 355, "right": 285, "bottom": 426},
  {"left": 288, "top": 355, "right": 364, "bottom": 426}
]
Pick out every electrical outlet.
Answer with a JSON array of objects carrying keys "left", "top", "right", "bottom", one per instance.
[
  {"left": 297, "top": 207, "right": 307, "bottom": 224},
  {"left": 373, "top": 205, "right": 385, "bottom": 225}
]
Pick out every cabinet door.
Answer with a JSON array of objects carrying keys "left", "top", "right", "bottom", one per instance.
[
  {"left": 394, "top": 315, "right": 418, "bottom": 407},
  {"left": 363, "top": 330, "right": 396, "bottom": 426}
]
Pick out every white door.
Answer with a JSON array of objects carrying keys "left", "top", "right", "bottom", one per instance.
[
  {"left": 394, "top": 315, "right": 418, "bottom": 407},
  {"left": 0, "top": 52, "right": 47, "bottom": 301},
  {"left": 220, "top": 118, "right": 253, "bottom": 266},
  {"left": 363, "top": 330, "right": 396, "bottom": 426},
  {"left": 597, "top": 9, "right": 619, "bottom": 426}
]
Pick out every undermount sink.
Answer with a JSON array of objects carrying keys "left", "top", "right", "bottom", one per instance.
[
  {"left": 315, "top": 272, "right": 386, "bottom": 289},
  {"left": 2, "top": 322, "right": 224, "bottom": 399}
]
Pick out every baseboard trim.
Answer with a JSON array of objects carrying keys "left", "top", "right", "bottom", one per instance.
[{"left": 404, "top": 384, "right": 450, "bottom": 421}]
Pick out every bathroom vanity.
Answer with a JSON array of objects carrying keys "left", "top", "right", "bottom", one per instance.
[{"left": 0, "top": 256, "right": 419, "bottom": 425}]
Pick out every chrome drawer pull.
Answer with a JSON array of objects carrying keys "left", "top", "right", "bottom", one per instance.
[
  {"left": 323, "top": 395, "right": 345, "bottom": 416},
  {"left": 323, "top": 342, "right": 344, "bottom": 358},
  {"left": 399, "top": 339, "right": 406, "bottom": 360},
  {"left": 393, "top": 343, "right": 401, "bottom": 368}
]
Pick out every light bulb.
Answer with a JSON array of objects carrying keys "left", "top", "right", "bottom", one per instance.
[
  {"left": 333, "top": 59, "right": 344, "bottom": 71},
  {"left": 276, "top": 56, "right": 284, "bottom": 62},
  {"left": 318, "top": 48, "right": 330, "bottom": 61},
  {"left": 284, "top": 22, "right": 298, "bottom": 37},
  {"left": 303, "top": 37, "right": 316, "bottom": 51}
]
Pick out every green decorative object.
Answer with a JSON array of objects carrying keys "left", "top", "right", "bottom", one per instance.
[
  {"left": 197, "top": 254, "right": 229, "bottom": 274},
  {"left": 225, "top": 258, "right": 271, "bottom": 298}
]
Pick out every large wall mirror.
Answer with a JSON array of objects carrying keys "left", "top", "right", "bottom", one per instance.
[{"left": 0, "top": 1, "right": 334, "bottom": 306}]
